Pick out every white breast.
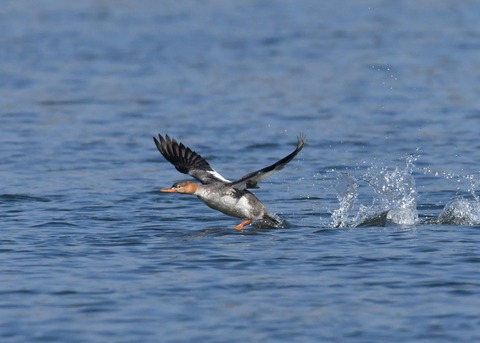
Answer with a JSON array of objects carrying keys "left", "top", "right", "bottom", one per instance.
[{"left": 195, "top": 187, "right": 265, "bottom": 220}]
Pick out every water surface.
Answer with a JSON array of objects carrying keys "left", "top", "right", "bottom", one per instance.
[{"left": 1, "top": 1, "right": 480, "bottom": 342}]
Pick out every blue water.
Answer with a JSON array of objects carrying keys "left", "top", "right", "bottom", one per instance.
[{"left": 2, "top": 1, "right": 480, "bottom": 342}]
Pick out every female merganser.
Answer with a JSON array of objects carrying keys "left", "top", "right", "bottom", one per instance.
[{"left": 153, "top": 134, "right": 306, "bottom": 230}]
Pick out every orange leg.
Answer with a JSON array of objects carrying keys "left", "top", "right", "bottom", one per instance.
[{"left": 235, "top": 219, "right": 252, "bottom": 230}]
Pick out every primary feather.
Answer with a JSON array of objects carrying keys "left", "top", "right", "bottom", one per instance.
[
  {"left": 153, "top": 134, "right": 231, "bottom": 184},
  {"left": 231, "top": 134, "right": 306, "bottom": 190}
]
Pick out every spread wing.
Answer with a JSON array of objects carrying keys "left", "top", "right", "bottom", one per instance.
[
  {"left": 231, "top": 134, "right": 306, "bottom": 190},
  {"left": 153, "top": 134, "right": 231, "bottom": 184}
]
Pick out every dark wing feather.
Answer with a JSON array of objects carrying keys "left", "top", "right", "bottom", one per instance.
[
  {"left": 153, "top": 134, "right": 230, "bottom": 184},
  {"left": 231, "top": 134, "right": 306, "bottom": 190}
]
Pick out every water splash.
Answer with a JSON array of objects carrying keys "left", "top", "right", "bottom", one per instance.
[
  {"left": 438, "top": 198, "right": 480, "bottom": 225},
  {"left": 331, "top": 154, "right": 480, "bottom": 227},
  {"left": 331, "top": 173, "right": 358, "bottom": 228},
  {"left": 331, "top": 156, "right": 418, "bottom": 228},
  {"left": 420, "top": 166, "right": 480, "bottom": 225},
  {"left": 437, "top": 174, "right": 480, "bottom": 225},
  {"left": 362, "top": 155, "right": 418, "bottom": 225}
]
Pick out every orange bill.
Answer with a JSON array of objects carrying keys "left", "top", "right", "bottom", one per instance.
[{"left": 160, "top": 188, "right": 177, "bottom": 193}]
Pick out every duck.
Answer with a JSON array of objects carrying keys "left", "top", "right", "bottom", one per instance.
[{"left": 153, "top": 134, "right": 306, "bottom": 229}]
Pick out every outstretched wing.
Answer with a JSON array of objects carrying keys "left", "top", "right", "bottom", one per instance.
[
  {"left": 153, "top": 134, "right": 231, "bottom": 184},
  {"left": 231, "top": 134, "right": 306, "bottom": 190}
]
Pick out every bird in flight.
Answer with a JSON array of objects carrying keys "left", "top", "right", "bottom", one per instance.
[{"left": 153, "top": 134, "right": 306, "bottom": 229}]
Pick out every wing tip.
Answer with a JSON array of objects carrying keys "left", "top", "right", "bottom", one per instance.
[
  {"left": 154, "top": 133, "right": 179, "bottom": 155},
  {"left": 153, "top": 135, "right": 162, "bottom": 152},
  {"left": 153, "top": 134, "right": 224, "bottom": 183},
  {"left": 296, "top": 133, "right": 307, "bottom": 151}
]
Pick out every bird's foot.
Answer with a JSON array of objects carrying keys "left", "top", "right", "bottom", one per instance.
[{"left": 235, "top": 219, "right": 252, "bottom": 230}]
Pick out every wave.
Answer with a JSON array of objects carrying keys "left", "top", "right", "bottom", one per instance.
[{"left": 0, "top": 194, "right": 51, "bottom": 203}]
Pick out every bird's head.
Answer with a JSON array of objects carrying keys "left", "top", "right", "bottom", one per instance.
[{"left": 160, "top": 181, "right": 199, "bottom": 195}]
